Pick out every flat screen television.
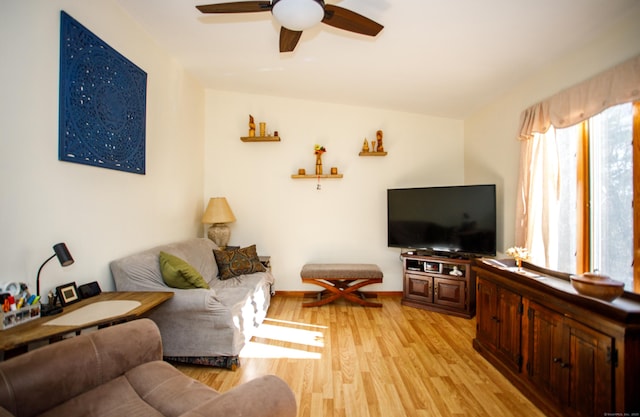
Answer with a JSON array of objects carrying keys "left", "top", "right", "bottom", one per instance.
[{"left": 387, "top": 184, "right": 496, "bottom": 257}]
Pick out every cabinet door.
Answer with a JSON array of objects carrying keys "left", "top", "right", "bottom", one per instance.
[
  {"left": 434, "top": 277, "right": 466, "bottom": 310},
  {"left": 476, "top": 278, "right": 498, "bottom": 349},
  {"left": 564, "top": 318, "right": 614, "bottom": 417},
  {"left": 405, "top": 273, "right": 433, "bottom": 303},
  {"left": 495, "top": 287, "right": 523, "bottom": 372},
  {"left": 526, "top": 302, "right": 566, "bottom": 403}
]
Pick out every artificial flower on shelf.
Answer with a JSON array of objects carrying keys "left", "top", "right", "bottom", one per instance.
[
  {"left": 314, "top": 144, "right": 326, "bottom": 175},
  {"left": 506, "top": 246, "right": 530, "bottom": 270}
]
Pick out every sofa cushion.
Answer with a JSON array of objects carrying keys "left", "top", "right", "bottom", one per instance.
[
  {"left": 125, "top": 361, "right": 220, "bottom": 416},
  {"left": 213, "top": 245, "right": 266, "bottom": 280},
  {"left": 38, "top": 361, "right": 220, "bottom": 417},
  {"left": 159, "top": 251, "right": 210, "bottom": 289},
  {"left": 38, "top": 374, "right": 165, "bottom": 417}
]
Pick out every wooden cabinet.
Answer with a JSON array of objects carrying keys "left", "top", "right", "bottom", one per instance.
[
  {"left": 476, "top": 278, "right": 523, "bottom": 372},
  {"left": 401, "top": 254, "right": 475, "bottom": 318},
  {"left": 473, "top": 260, "right": 640, "bottom": 417},
  {"left": 526, "top": 300, "right": 565, "bottom": 401},
  {"left": 527, "top": 301, "right": 614, "bottom": 416},
  {"left": 563, "top": 318, "right": 614, "bottom": 416},
  {"left": 434, "top": 276, "right": 467, "bottom": 311}
]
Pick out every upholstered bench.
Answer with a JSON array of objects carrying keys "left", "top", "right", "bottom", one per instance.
[{"left": 300, "top": 263, "right": 383, "bottom": 307}]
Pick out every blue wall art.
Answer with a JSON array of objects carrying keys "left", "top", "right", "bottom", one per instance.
[{"left": 59, "top": 11, "right": 147, "bottom": 174}]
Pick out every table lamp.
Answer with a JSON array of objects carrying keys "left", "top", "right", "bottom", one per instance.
[
  {"left": 201, "top": 197, "right": 236, "bottom": 248},
  {"left": 36, "top": 242, "right": 74, "bottom": 316}
]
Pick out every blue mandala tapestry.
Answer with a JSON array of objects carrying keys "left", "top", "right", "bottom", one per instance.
[{"left": 59, "top": 11, "right": 147, "bottom": 174}]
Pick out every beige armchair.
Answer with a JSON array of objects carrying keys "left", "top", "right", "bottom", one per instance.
[{"left": 0, "top": 319, "right": 296, "bottom": 417}]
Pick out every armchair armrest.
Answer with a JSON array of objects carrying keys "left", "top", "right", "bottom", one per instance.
[
  {"left": 0, "top": 407, "right": 14, "bottom": 417},
  {"left": 179, "top": 375, "right": 296, "bottom": 417}
]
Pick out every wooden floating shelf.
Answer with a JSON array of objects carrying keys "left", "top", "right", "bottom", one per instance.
[
  {"left": 291, "top": 174, "right": 343, "bottom": 179},
  {"left": 359, "top": 151, "right": 387, "bottom": 156},
  {"left": 241, "top": 136, "right": 281, "bottom": 142}
]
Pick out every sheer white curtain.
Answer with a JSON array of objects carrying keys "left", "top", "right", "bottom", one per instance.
[{"left": 515, "top": 129, "right": 560, "bottom": 268}]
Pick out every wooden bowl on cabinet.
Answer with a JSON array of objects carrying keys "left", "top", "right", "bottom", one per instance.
[{"left": 570, "top": 273, "right": 625, "bottom": 302}]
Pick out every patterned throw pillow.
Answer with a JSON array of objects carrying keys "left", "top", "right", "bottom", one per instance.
[
  {"left": 159, "top": 251, "right": 210, "bottom": 289},
  {"left": 213, "top": 245, "right": 267, "bottom": 280}
]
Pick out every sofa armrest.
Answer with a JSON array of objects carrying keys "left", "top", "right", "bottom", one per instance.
[
  {"left": 179, "top": 375, "right": 296, "bottom": 417},
  {"left": 160, "top": 288, "right": 223, "bottom": 312},
  {"left": 0, "top": 319, "right": 162, "bottom": 417}
]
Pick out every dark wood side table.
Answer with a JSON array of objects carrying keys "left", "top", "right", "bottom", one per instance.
[{"left": 0, "top": 291, "right": 173, "bottom": 360}]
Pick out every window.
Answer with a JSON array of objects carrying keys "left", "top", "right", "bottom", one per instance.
[
  {"left": 554, "top": 103, "right": 635, "bottom": 289},
  {"left": 515, "top": 56, "right": 640, "bottom": 293}
]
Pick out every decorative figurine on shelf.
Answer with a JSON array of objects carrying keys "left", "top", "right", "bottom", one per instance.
[
  {"left": 314, "top": 144, "right": 326, "bottom": 175},
  {"left": 449, "top": 266, "right": 464, "bottom": 276},
  {"left": 259, "top": 122, "right": 266, "bottom": 137},
  {"left": 248, "top": 115, "right": 256, "bottom": 137},
  {"left": 376, "top": 130, "right": 384, "bottom": 152},
  {"left": 362, "top": 138, "right": 370, "bottom": 153}
]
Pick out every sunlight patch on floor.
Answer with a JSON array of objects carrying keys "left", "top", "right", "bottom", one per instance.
[
  {"left": 263, "top": 318, "right": 328, "bottom": 330},
  {"left": 252, "top": 323, "right": 324, "bottom": 347},
  {"left": 240, "top": 341, "right": 322, "bottom": 359},
  {"left": 240, "top": 317, "right": 326, "bottom": 359}
]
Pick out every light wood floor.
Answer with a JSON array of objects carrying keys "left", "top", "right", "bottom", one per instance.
[{"left": 176, "top": 295, "right": 545, "bottom": 417}]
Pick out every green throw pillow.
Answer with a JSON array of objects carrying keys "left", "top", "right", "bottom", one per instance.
[
  {"left": 159, "top": 251, "right": 210, "bottom": 289},
  {"left": 213, "top": 244, "right": 267, "bottom": 280}
]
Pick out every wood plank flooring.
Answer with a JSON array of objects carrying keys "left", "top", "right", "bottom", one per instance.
[{"left": 176, "top": 295, "right": 545, "bottom": 417}]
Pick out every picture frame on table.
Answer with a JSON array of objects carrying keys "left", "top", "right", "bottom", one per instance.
[{"left": 56, "top": 282, "right": 81, "bottom": 306}]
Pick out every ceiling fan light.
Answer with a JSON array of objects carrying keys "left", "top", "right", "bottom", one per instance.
[{"left": 272, "top": 0, "right": 325, "bottom": 31}]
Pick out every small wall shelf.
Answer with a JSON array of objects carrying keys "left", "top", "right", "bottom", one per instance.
[
  {"left": 359, "top": 151, "right": 387, "bottom": 156},
  {"left": 291, "top": 174, "right": 343, "bottom": 179},
  {"left": 241, "top": 136, "right": 281, "bottom": 142}
]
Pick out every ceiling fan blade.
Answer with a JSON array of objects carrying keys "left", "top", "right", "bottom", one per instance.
[
  {"left": 322, "top": 4, "right": 383, "bottom": 36},
  {"left": 196, "top": 1, "right": 272, "bottom": 14},
  {"left": 280, "top": 27, "right": 303, "bottom": 52}
]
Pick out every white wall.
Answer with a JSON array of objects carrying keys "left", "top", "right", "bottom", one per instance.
[
  {"left": 464, "top": 2, "right": 640, "bottom": 254},
  {"left": 0, "top": 1, "right": 205, "bottom": 300},
  {"left": 205, "top": 91, "right": 465, "bottom": 291},
  {"left": 5, "top": 2, "right": 635, "bottom": 299}
]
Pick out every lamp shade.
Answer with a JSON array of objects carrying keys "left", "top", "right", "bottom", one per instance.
[
  {"left": 272, "top": 0, "right": 325, "bottom": 31},
  {"left": 36, "top": 242, "right": 74, "bottom": 297},
  {"left": 201, "top": 197, "right": 236, "bottom": 225},
  {"left": 53, "top": 242, "right": 74, "bottom": 266}
]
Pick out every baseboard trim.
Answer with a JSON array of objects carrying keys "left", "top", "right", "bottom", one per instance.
[{"left": 275, "top": 291, "right": 403, "bottom": 297}]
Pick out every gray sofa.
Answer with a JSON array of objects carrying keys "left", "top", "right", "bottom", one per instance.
[{"left": 110, "top": 238, "right": 274, "bottom": 369}]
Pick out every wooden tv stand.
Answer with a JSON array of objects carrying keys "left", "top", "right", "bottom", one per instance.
[{"left": 400, "top": 252, "right": 476, "bottom": 318}]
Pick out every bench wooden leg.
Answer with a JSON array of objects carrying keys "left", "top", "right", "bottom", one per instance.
[{"left": 301, "top": 278, "right": 382, "bottom": 307}]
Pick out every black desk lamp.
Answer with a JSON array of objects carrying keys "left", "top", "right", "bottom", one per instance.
[{"left": 37, "top": 242, "right": 74, "bottom": 316}]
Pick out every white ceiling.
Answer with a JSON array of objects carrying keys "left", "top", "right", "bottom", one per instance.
[{"left": 115, "top": 0, "right": 638, "bottom": 119}]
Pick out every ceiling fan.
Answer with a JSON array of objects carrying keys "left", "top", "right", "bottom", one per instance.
[{"left": 196, "top": 0, "right": 384, "bottom": 52}]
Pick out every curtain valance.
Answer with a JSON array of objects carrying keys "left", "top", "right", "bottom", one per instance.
[{"left": 518, "top": 54, "right": 640, "bottom": 141}]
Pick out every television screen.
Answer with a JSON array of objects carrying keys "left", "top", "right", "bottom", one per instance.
[{"left": 387, "top": 184, "right": 496, "bottom": 257}]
